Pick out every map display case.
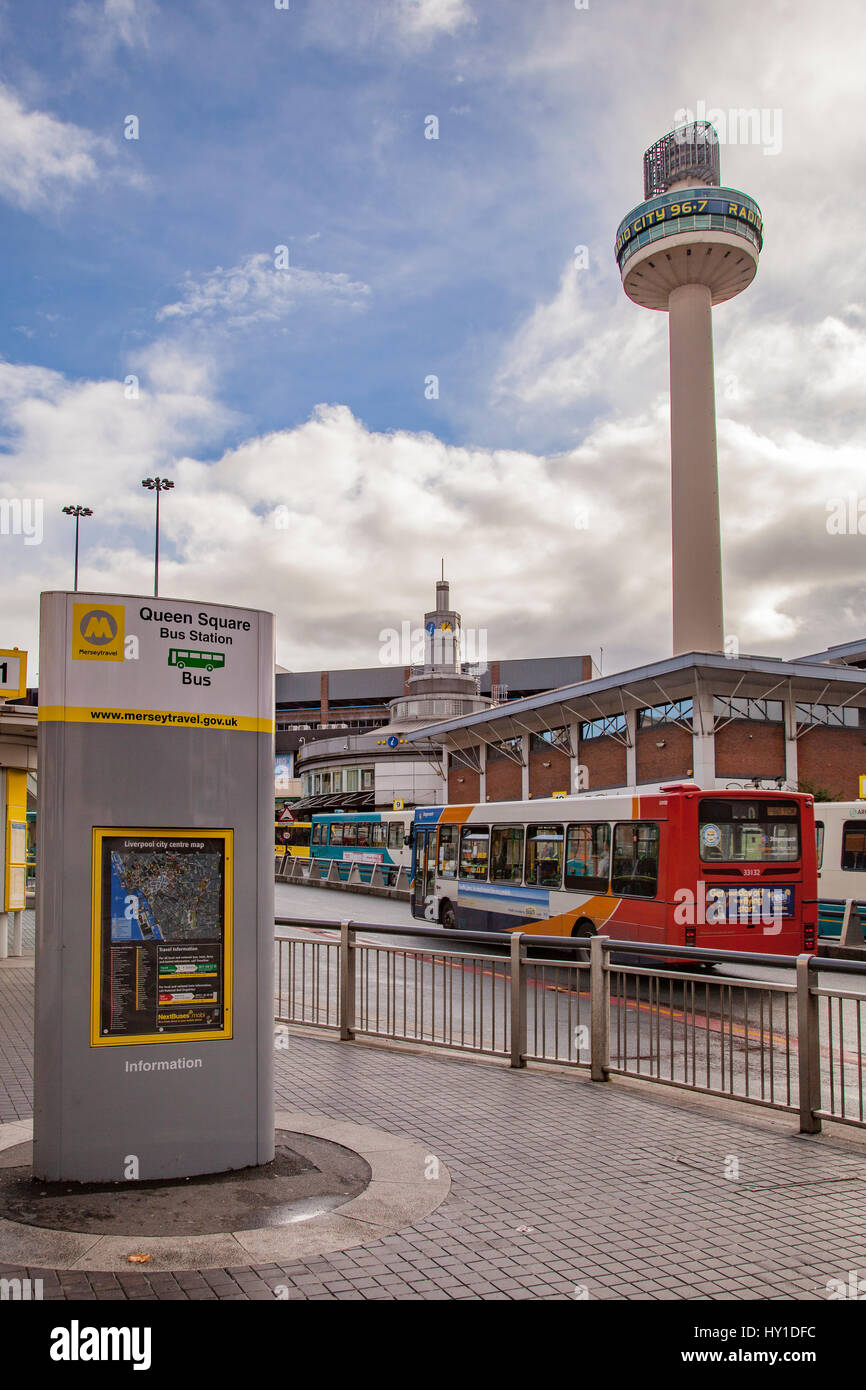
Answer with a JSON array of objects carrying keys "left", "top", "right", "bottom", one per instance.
[{"left": 90, "top": 828, "right": 233, "bottom": 1046}]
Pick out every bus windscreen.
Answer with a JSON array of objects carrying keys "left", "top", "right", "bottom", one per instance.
[{"left": 698, "top": 799, "right": 799, "bottom": 862}]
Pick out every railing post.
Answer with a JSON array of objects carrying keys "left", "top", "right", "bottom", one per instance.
[
  {"left": 510, "top": 932, "right": 526, "bottom": 1068},
  {"left": 590, "top": 935, "right": 610, "bottom": 1082},
  {"left": 840, "top": 899, "right": 864, "bottom": 947},
  {"left": 339, "top": 920, "right": 355, "bottom": 1040},
  {"left": 796, "top": 952, "right": 821, "bottom": 1134}
]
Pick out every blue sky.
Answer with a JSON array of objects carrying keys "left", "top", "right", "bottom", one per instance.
[{"left": 2, "top": 0, "right": 866, "bottom": 676}]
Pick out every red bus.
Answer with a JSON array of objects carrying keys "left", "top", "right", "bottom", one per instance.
[{"left": 411, "top": 784, "right": 817, "bottom": 954}]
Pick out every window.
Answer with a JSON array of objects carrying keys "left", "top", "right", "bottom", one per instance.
[
  {"left": 487, "top": 736, "right": 522, "bottom": 762},
  {"left": 329, "top": 822, "right": 344, "bottom": 845},
  {"left": 438, "top": 824, "right": 458, "bottom": 877},
  {"left": 371, "top": 823, "right": 386, "bottom": 847},
  {"left": 842, "top": 822, "right": 866, "bottom": 872},
  {"left": 490, "top": 826, "right": 525, "bottom": 882},
  {"left": 320, "top": 772, "right": 331, "bottom": 793},
  {"left": 460, "top": 826, "right": 489, "bottom": 879},
  {"left": 526, "top": 824, "right": 564, "bottom": 888},
  {"left": 815, "top": 821, "right": 824, "bottom": 869},
  {"left": 612, "top": 823, "right": 659, "bottom": 898},
  {"left": 713, "top": 697, "right": 782, "bottom": 722},
  {"left": 345, "top": 768, "right": 359, "bottom": 792},
  {"left": 637, "top": 700, "right": 693, "bottom": 727},
  {"left": 388, "top": 822, "right": 404, "bottom": 850},
  {"left": 564, "top": 824, "right": 611, "bottom": 891},
  {"left": 312, "top": 822, "right": 324, "bottom": 845},
  {"left": 342, "top": 821, "right": 357, "bottom": 846},
  {"left": 796, "top": 703, "right": 860, "bottom": 729},
  {"left": 356, "top": 822, "right": 371, "bottom": 847},
  {"left": 580, "top": 714, "right": 627, "bottom": 741},
  {"left": 361, "top": 769, "right": 374, "bottom": 789},
  {"left": 698, "top": 799, "right": 799, "bottom": 862},
  {"left": 332, "top": 771, "right": 342, "bottom": 792},
  {"left": 530, "top": 729, "right": 567, "bottom": 752}
]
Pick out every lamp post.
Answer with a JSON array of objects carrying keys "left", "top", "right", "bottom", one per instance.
[
  {"left": 60, "top": 505, "right": 93, "bottom": 592},
  {"left": 141, "top": 477, "right": 174, "bottom": 598}
]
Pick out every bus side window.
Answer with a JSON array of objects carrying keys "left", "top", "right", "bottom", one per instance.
[
  {"left": 490, "top": 825, "right": 524, "bottom": 882},
  {"left": 438, "top": 824, "right": 458, "bottom": 877},
  {"left": 312, "top": 823, "right": 322, "bottom": 846},
  {"left": 842, "top": 823, "right": 866, "bottom": 872},
  {"left": 815, "top": 821, "right": 824, "bottom": 870},
  {"left": 459, "top": 826, "right": 489, "bottom": 880},
  {"left": 372, "top": 823, "right": 386, "bottom": 847},
  {"left": 564, "top": 823, "right": 611, "bottom": 891},
  {"left": 525, "top": 825, "right": 564, "bottom": 889},
  {"left": 612, "top": 822, "right": 659, "bottom": 898},
  {"left": 342, "top": 821, "right": 357, "bottom": 846},
  {"left": 329, "top": 822, "right": 343, "bottom": 846}
]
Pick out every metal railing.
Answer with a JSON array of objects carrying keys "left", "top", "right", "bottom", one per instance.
[
  {"left": 274, "top": 917, "right": 866, "bottom": 1134},
  {"left": 276, "top": 856, "right": 409, "bottom": 891}
]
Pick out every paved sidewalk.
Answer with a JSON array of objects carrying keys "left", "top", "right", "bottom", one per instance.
[{"left": 2, "top": 957, "right": 866, "bottom": 1300}]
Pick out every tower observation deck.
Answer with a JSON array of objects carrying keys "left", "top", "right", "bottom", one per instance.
[{"left": 614, "top": 122, "right": 763, "bottom": 655}]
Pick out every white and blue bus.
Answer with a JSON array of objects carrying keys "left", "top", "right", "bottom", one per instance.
[
  {"left": 815, "top": 802, "right": 866, "bottom": 938},
  {"left": 310, "top": 810, "right": 413, "bottom": 882}
]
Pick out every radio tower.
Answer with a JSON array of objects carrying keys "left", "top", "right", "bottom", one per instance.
[{"left": 615, "top": 122, "right": 763, "bottom": 655}]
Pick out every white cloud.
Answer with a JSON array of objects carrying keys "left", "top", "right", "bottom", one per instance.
[
  {"left": 72, "top": 0, "right": 157, "bottom": 62},
  {"left": 3, "top": 310, "right": 866, "bottom": 679},
  {"left": 156, "top": 252, "right": 371, "bottom": 329},
  {"left": 0, "top": 83, "right": 115, "bottom": 211},
  {"left": 395, "top": 0, "right": 474, "bottom": 40}
]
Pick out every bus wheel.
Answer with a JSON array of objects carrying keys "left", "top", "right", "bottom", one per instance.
[
  {"left": 440, "top": 901, "right": 458, "bottom": 930},
  {"left": 571, "top": 918, "right": 595, "bottom": 963}
]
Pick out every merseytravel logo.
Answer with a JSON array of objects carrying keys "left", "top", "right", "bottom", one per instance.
[{"left": 72, "top": 603, "right": 125, "bottom": 662}]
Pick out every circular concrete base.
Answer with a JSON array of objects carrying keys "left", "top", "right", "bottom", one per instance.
[{"left": 0, "top": 1113, "right": 450, "bottom": 1272}]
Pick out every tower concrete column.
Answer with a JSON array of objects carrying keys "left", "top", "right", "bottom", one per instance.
[
  {"left": 616, "top": 122, "right": 762, "bottom": 658},
  {"left": 668, "top": 282, "right": 724, "bottom": 656}
]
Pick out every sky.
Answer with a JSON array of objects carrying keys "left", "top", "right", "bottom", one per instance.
[{"left": 1, "top": 0, "right": 865, "bottom": 681}]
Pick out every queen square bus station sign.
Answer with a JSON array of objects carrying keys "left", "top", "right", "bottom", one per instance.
[{"left": 34, "top": 592, "right": 276, "bottom": 1181}]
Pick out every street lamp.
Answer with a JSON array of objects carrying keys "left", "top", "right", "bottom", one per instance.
[
  {"left": 60, "top": 505, "right": 93, "bottom": 592},
  {"left": 141, "top": 477, "right": 174, "bottom": 598}
]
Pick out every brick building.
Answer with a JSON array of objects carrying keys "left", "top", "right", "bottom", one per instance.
[{"left": 406, "top": 645, "right": 866, "bottom": 804}]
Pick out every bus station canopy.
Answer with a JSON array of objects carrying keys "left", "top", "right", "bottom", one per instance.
[{"left": 404, "top": 650, "right": 866, "bottom": 755}]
